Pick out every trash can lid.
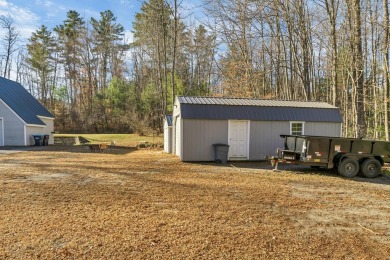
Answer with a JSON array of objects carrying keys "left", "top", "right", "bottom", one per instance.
[{"left": 213, "top": 143, "right": 229, "bottom": 147}]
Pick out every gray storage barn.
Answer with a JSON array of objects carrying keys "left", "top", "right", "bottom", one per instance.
[{"left": 171, "top": 96, "right": 342, "bottom": 162}]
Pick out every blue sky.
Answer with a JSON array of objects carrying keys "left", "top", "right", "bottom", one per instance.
[
  {"left": 0, "top": 0, "right": 205, "bottom": 80},
  {"left": 0, "top": 0, "right": 143, "bottom": 43},
  {"left": 0, "top": 0, "right": 204, "bottom": 44}
]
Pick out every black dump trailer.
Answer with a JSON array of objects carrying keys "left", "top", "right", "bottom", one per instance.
[{"left": 267, "top": 135, "right": 390, "bottom": 178}]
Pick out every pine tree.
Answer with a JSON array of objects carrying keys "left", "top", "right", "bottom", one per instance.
[{"left": 27, "top": 25, "right": 55, "bottom": 106}]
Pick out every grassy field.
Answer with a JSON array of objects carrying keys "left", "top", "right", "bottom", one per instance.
[{"left": 54, "top": 133, "right": 163, "bottom": 147}]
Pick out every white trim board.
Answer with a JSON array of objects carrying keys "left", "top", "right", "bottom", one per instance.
[
  {"left": 26, "top": 124, "right": 46, "bottom": 128},
  {"left": 37, "top": 115, "right": 54, "bottom": 120}
]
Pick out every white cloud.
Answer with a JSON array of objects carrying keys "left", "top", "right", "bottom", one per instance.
[
  {"left": 0, "top": 0, "right": 9, "bottom": 7},
  {"left": 120, "top": 0, "right": 134, "bottom": 9},
  {"left": 0, "top": 1, "right": 40, "bottom": 39},
  {"left": 34, "top": 0, "right": 67, "bottom": 25},
  {"left": 124, "top": 29, "right": 133, "bottom": 43},
  {"left": 35, "top": 0, "right": 54, "bottom": 8}
]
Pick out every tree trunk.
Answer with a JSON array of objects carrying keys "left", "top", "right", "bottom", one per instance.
[
  {"left": 325, "top": 0, "right": 340, "bottom": 107},
  {"left": 171, "top": 0, "right": 178, "bottom": 111},
  {"left": 347, "top": 0, "right": 365, "bottom": 138},
  {"left": 384, "top": 0, "right": 389, "bottom": 140}
]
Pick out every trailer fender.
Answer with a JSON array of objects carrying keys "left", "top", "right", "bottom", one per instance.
[
  {"left": 370, "top": 156, "right": 385, "bottom": 166},
  {"left": 359, "top": 156, "right": 384, "bottom": 166},
  {"left": 335, "top": 154, "right": 362, "bottom": 163},
  {"left": 333, "top": 152, "right": 347, "bottom": 168},
  {"left": 376, "top": 156, "right": 384, "bottom": 166}
]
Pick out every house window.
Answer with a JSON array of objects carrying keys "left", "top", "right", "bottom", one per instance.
[{"left": 290, "top": 122, "right": 304, "bottom": 135}]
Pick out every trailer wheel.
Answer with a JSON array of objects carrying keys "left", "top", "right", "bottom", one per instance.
[
  {"left": 338, "top": 158, "right": 359, "bottom": 178},
  {"left": 360, "top": 159, "right": 381, "bottom": 178}
]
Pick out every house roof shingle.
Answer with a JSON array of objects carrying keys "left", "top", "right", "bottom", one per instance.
[{"left": 0, "top": 77, "right": 53, "bottom": 125}]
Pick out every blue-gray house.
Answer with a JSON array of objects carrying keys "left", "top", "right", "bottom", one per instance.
[{"left": 0, "top": 77, "right": 54, "bottom": 146}]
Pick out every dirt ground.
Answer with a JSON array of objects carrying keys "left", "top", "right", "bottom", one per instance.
[{"left": 0, "top": 146, "right": 389, "bottom": 259}]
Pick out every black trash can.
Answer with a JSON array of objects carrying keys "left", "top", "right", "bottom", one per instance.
[
  {"left": 32, "top": 135, "right": 43, "bottom": 146},
  {"left": 43, "top": 135, "right": 50, "bottom": 146},
  {"left": 213, "top": 144, "right": 229, "bottom": 164}
]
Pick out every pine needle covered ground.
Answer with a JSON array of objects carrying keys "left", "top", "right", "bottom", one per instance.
[{"left": 0, "top": 146, "right": 389, "bottom": 259}]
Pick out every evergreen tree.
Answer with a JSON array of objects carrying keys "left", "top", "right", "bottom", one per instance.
[{"left": 27, "top": 25, "right": 55, "bottom": 106}]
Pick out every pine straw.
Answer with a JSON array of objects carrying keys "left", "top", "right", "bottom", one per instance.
[{"left": 0, "top": 147, "right": 389, "bottom": 259}]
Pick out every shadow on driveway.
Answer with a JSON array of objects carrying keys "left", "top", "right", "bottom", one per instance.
[
  {"left": 0, "top": 146, "right": 49, "bottom": 154},
  {"left": 0, "top": 145, "right": 137, "bottom": 155}
]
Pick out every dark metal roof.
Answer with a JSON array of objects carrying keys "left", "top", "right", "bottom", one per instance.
[
  {"left": 0, "top": 77, "right": 53, "bottom": 125},
  {"left": 177, "top": 96, "right": 338, "bottom": 109},
  {"left": 178, "top": 97, "right": 342, "bottom": 123},
  {"left": 165, "top": 114, "right": 173, "bottom": 126}
]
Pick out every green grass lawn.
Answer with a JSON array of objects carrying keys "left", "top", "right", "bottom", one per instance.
[{"left": 54, "top": 133, "right": 163, "bottom": 147}]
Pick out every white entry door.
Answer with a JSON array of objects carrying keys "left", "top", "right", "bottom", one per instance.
[{"left": 228, "top": 120, "right": 249, "bottom": 160}]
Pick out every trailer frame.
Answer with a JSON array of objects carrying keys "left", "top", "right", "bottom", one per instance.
[{"left": 267, "top": 135, "right": 390, "bottom": 178}]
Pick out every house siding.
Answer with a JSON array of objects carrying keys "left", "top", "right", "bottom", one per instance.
[
  {"left": 25, "top": 125, "right": 45, "bottom": 146},
  {"left": 0, "top": 98, "right": 25, "bottom": 146},
  {"left": 0, "top": 118, "right": 3, "bottom": 146},
  {"left": 38, "top": 117, "right": 54, "bottom": 144},
  {"left": 182, "top": 119, "right": 228, "bottom": 161}
]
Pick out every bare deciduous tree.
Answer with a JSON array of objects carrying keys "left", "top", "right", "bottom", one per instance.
[{"left": 0, "top": 14, "right": 19, "bottom": 79}]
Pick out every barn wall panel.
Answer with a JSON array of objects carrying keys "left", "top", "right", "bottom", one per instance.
[
  {"left": 305, "top": 122, "right": 342, "bottom": 137},
  {"left": 249, "top": 121, "right": 289, "bottom": 160},
  {"left": 182, "top": 119, "right": 228, "bottom": 161}
]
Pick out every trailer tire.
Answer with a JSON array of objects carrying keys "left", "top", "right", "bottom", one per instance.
[
  {"left": 338, "top": 158, "right": 359, "bottom": 178},
  {"left": 360, "top": 159, "right": 381, "bottom": 178}
]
